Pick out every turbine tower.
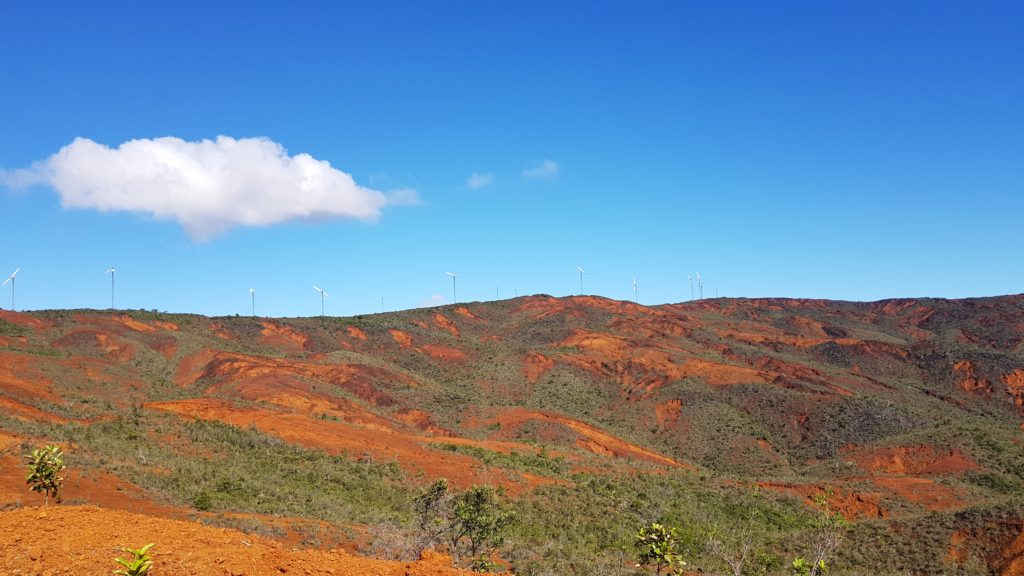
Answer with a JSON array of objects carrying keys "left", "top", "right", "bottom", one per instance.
[
  {"left": 313, "top": 285, "right": 329, "bottom": 317},
  {"left": 696, "top": 272, "right": 704, "bottom": 300},
  {"left": 106, "top": 267, "right": 116, "bottom": 309},
  {"left": 446, "top": 272, "right": 457, "bottom": 304},
  {"left": 577, "top": 266, "right": 586, "bottom": 295},
  {"left": 687, "top": 274, "right": 694, "bottom": 301},
  {"left": 1, "top": 268, "right": 19, "bottom": 311},
  {"left": 632, "top": 277, "right": 638, "bottom": 303},
  {"left": 249, "top": 288, "right": 256, "bottom": 317}
]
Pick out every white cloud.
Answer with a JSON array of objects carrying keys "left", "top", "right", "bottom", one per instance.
[
  {"left": 522, "top": 159, "right": 559, "bottom": 180},
  {"left": 466, "top": 172, "right": 495, "bottom": 189},
  {"left": 421, "top": 294, "right": 446, "bottom": 307},
  {"left": 0, "top": 136, "right": 418, "bottom": 241}
]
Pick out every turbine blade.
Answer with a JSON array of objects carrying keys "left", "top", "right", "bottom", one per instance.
[{"left": 313, "top": 285, "right": 321, "bottom": 292}]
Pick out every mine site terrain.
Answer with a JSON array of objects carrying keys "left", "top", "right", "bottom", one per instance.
[{"left": 2, "top": 294, "right": 1024, "bottom": 574}]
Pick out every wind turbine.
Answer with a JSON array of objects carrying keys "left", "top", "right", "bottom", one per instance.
[
  {"left": 105, "top": 267, "right": 116, "bottom": 309},
  {"left": 632, "top": 277, "right": 638, "bottom": 303},
  {"left": 687, "top": 274, "right": 694, "bottom": 301},
  {"left": 446, "top": 272, "right": 457, "bottom": 304},
  {"left": 249, "top": 288, "right": 256, "bottom": 317},
  {"left": 577, "top": 266, "right": 586, "bottom": 295},
  {"left": 696, "top": 272, "right": 704, "bottom": 300},
  {"left": 313, "top": 285, "right": 329, "bottom": 317},
  {"left": 2, "top": 268, "right": 19, "bottom": 311}
]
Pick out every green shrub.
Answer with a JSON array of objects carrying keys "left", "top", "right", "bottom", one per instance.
[{"left": 25, "top": 445, "right": 65, "bottom": 506}]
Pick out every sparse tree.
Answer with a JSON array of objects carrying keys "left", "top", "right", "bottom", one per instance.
[
  {"left": 450, "top": 485, "right": 515, "bottom": 565},
  {"left": 24, "top": 445, "right": 65, "bottom": 506},
  {"left": 706, "top": 529, "right": 753, "bottom": 576},
  {"left": 405, "top": 479, "right": 513, "bottom": 570},
  {"left": 794, "top": 493, "right": 848, "bottom": 576}
]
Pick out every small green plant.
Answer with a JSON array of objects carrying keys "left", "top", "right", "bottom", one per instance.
[
  {"left": 113, "top": 543, "right": 155, "bottom": 576},
  {"left": 24, "top": 445, "right": 65, "bottom": 506},
  {"left": 634, "top": 522, "right": 685, "bottom": 575},
  {"left": 791, "top": 556, "right": 827, "bottom": 575}
]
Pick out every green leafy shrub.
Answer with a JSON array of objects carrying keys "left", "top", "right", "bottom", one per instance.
[
  {"left": 635, "top": 522, "right": 685, "bottom": 575},
  {"left": 113, "top": 543, "right": 155, "bottom": 576},
  {"left": 24, "top": 445, "right": 65, "bottom": 506}
]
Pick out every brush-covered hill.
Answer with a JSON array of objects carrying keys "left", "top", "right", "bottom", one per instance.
[{"left": 2, "top": 294, "right": 1024, "bottom": 574}]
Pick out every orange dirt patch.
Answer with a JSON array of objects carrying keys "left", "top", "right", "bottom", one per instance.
[
  {"left": 522, "top": 352, "right": 555, "bottom": 383},
  {"left": 420, "top": 344, "right": 467, "bottom": 361},
  {"left": 147, "top": 398, "right": 543, "bottom": 494},
  {"left": 655, "top": 399, "right": 683, "bottom": 427},
  {"left": 954, "top": 360, "right": 992, "bottom": 395},
  {"left": 182, "top": 351, "right": 413, "bottom": 407},
  {"left": 843, "top": 445, "right": 979, "bottom": 476},
  {"left": 346, "top": 325, "right": 368, "bottom": 340},
  {"left": 0, "top": 397, "right": 67, "bottom": 423},
  {"left": 455, "top": 306, "right": 483, "bottom": 321},
  {"left": 52, "top": 329, "right": 135, "bottom": 361},
  {"left": 0, "top": 505, "right": 472, "bottom": 576},
  {"left": 757, "top": 482, "right": 889, "bottom": 520},
  {"left": 389, "top": 329, "right": 414, "bottom": 348},
  {"left": 0, "top": 310, "right": 49, "bottom": 331},
  {"left": 1002, "top": 370, "right": 1024, "bottom": 424},
  {"left": 392, "top": 409, "right": 453, "bottom": 437},
  {"left": 259, "top": 320, "right": 310, "bottom": 350},
  {"left": 486, "top": 407, "right": 689, "bottom": 468},
  {"left": 433, "top": 313, "right": 460, "bottom": 337},
  {"left": 0, "top": 352, "right": 58, "bottom": 403},
  {"left": 870, "top": 476, "right": 967, "bottom": 511}
]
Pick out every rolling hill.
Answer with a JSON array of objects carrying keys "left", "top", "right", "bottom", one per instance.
[{"left": 2, "top": 294, "right": 1024, "bottom": 574}]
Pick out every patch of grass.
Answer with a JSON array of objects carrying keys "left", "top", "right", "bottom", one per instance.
[{"left": 436, "top": 443, "right": 567, "bottom": 477}]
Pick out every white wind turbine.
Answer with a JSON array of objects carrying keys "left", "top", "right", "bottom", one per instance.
[
  {"left": 577, "top": 266, "right": 586, "bottom": 295},
  {"left": 687, "top": 274, "right": 694, "bottom": 301},
  {"left": 249, "top": 288, "right": 256, "bottom": 317},
  {"left": 446, "top": 272, "right": 457, "bottom": 304},
  {"left": 632, "top": 277, "right": 638, "bottom": 303},
  {"left": 2, "top": 268, "right": 19, "bottom": 311},
  {"left": 106, "top": 267, "right": 116, "bottom": 309},
  {"left": 313, "top": 285, "right": 329, "bottom": 317},
  {"left": 696, "top": 272, "right": 704, "bottom": 300}
]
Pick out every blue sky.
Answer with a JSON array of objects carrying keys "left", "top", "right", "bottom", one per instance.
[{"left": 0, "top": 1, "right": 1021, "bottom": 316}]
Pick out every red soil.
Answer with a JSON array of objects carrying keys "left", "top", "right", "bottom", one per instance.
[
  {"left": 389, "top": 329, "right": 414, "bottom": 349},
  {"left": 147, "top": 398, "right": 546, "bottom": 494},
  {"left": 454, "top": 307, "right": 483, "bottom": 321},
  {"left": 0, "top": 352, "right": 58, "bottom": 403},
  {"left": 484, "top": 407, "right": 688, "bottom": 468},
  {"left": 433, "top": 314, "right": 460, "bottom": 337},
  {"left": 0, "top": 505, "right": 472, "bottom": 576},
  {"left": 757, "top": 482, "right": 889, "bottom": 520},
  {"left": 869, "top": 476, "right": 967, "bottom": 511},
  {"left": 0, "top": 397, "right": 67, "bottom": 423},
  {"left": 522, "top": 352, "right": 555, "bottom": 383},
  {"left": 346, "top": 326, "right": 368, "bottom": 340},
  {"left": 392, "top": 409, "right": 453, "bottom": 437},
  {"left": 0, "top": 310, "right": 49, "bottom": 331},
  {"left": 176, "top": 351, "right": 416, "bottom": 406},
  {"left": 842, "top": 445, "right": 979, "bottom": 476},
  {"left": 420, "top": 344, "right": 467, "bottom": 362},
  {"left": 53, "top": 329, "right": 135, "bottom": 361},
  {"left": 260, "top": 320, "right": 310, "bottom": 350},
  {"left": 655, "top": 399, "right": 683, "bottom": 427}
]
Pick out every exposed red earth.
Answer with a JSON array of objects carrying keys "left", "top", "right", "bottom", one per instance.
[
  {"left": 0, "top": 505, "right": 471, "bottom": 576},
  {"left": 1, "top": 295, "right": 1024, "bottom": 572}
]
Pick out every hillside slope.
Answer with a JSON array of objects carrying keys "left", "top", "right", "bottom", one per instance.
[{"left": 2, "top": 295, "right": 1024, "bottom": 573}]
